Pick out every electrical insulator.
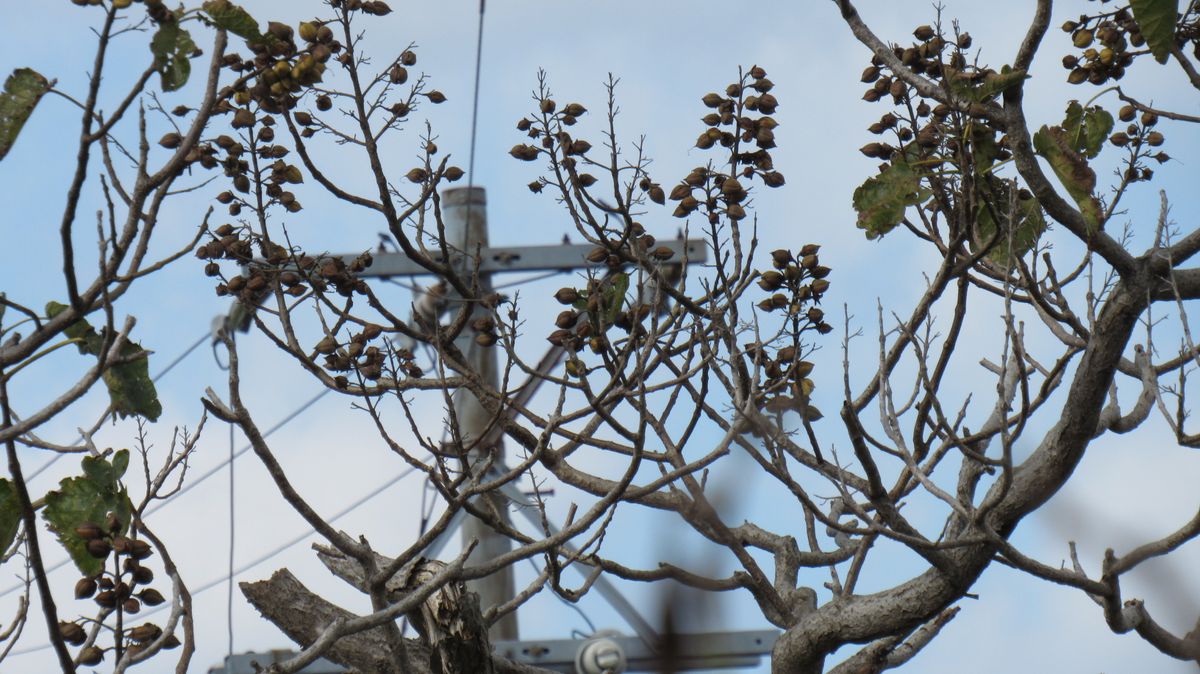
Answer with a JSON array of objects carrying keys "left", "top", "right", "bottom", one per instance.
[{"left": 574, "top": 633, "right": 627, "bottom": 674}]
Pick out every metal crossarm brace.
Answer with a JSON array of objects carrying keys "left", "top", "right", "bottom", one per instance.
[
  {"left": 493, "top": 629, "right": 780, "bottom": 672},
  {"left": 351, "top": 239, "right": 707, "bottom": 277}
]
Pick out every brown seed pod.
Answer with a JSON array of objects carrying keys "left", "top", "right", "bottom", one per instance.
[
  {"left": 132, "top": 565, "right": 154, "bottom": 585},
  {"left": 86, "top": 538, "right": 112, "bottom": 559},
  {"left": 509, "top": 144, "right": 540, "bottom": 161},
  {"left": 59, "top": 621, "right": 87, "bottom": 646},
  {"left": 129, "top": 539, "right": 153, "bottom": 560},
  {"left": 75, "top": 577, "right": 98, "bottom": 599},
  {"left": 78, "top": 646, "right": 104, "bottom": 666},
  {"left": 554, "top": 287, "right": 579, "bottom": 304},
  {"left": 232, "top": 109, "right": 256, "bottom": 129},
  {"left": 128, "top": 623, "right": 163, "bottom": 643},
  {"left": 762, "top": 171, "right": 786, "bottom": 188},
  {"left": 94, "top": 589, "right": 117, "bottom": 608},
  {"left": 757, "top": 271, "right": 784, "bottom": 291},
  {"left": 75, "top": 522, "right": 103, "bottom": 541}
]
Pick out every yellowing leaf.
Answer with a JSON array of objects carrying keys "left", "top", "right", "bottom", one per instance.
[
  {"left": 0, "top": 480, "right": 20, "bottom": 554},
  {"left": 1033, "top": 125, "right": 1103, "bottom": 231},
  {"left": 202, "top": 0, "right": 265, "bottom": 43},
  {"left": 0, "top": 68, "right": 50, "bottom": 162}
]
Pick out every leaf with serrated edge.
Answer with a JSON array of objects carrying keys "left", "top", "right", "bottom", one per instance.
[
  {"left": 44, "top": 302, "right": 162, "bottom": 420},
  {"left": 1062, "top": 102, "right": 1113, "bottom": 159},
  {"left": 1130, "top": 0, "right": 1179, "bottom": 64},
  {"left": 0, "top": 68, "right": 50, "bottom": 162},
  {"left": 1081, "top": 107, "right": 1114, "bottom": 159},
  {"left": 43, "top": 453, "right": 133, "bottom": 577},
  {"left": 852, "top": 157, "right": 930, "bottom": 239}
]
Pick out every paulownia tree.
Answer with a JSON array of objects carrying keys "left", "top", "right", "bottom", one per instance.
[{"left": 4, "top": 0, "right": 1200, "bottom": 672}]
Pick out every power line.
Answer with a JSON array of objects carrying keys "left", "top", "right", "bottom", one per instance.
[
  {"left": 25, "top": 330, "right": 211, "bottom": 483},
  {"left": 0, "top": 387, "right": 332, "bottom": 600},
  {"left": 226, "top": 420, "right": 235, "bottom": 659},
  {"left": 7, "top": 466, "right": 417, "bottom": 658},
  {"left": 465, "top": 0, "right": 486, "bottom": 188}
]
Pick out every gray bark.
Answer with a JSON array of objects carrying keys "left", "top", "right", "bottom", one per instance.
[{"left": 241, "top": 569, "right": 555, "bottom": 674}]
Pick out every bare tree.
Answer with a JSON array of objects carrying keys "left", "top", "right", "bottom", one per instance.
[
  {"left": 5, "top": 0, "right": 1200, "bottom": 672},
  {"left": 215, "top": 1, "right": 1200, "bottom": 672}
]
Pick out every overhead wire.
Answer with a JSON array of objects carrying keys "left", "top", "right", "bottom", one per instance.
[
  {"left": 24, "top": 330, "right": 211, "bottom": 483},
  {"left": 6, "top": 466, "right": 417, "bottom": 658},
  {"left": 0, "top": 387, "right": 332, "bottom": 600},
  {"left": 13, "top": 0, "right": 501, "bottom": 659}
]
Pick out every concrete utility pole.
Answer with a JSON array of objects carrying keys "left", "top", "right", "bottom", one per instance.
[
  {"left": 441, "top": 187, "right": 517, "bottom": 641},
  {"left": 225, "top": 186, "right": 769, "bottom": 671}
]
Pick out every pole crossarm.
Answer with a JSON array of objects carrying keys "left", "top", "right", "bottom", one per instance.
[
  {"left": 353, "top": 239, "right": 708, "bottom": 278},
  {"left": 493, "top": 629, "right": 780, "bottom": 672}
]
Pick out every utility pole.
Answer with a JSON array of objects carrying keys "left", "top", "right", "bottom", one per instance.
[
  {"left": 224, "top": 187, "right": 762, "bottom": 671},
  {"left": 440, "top": 186, "right": 517, "bottom": 641}
]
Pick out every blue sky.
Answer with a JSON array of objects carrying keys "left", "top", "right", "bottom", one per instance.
[{"left": 2, "top": 1, "right": 1198, "bottom": 672}]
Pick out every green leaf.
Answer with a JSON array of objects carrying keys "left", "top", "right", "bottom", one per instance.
[
  {"left": 201, "top": 0, "right": 265, "bottom": 42},
  {"left": 150, "top": 21, "right": 196, "bottom": 92},
  {"left": 104, "top": 342, "right": 162, "bottom": 421},
  {"left": 0, "top": 68, "right": 50, "bottom": 162},
  {"left": 852, "top": 157, "right": 931, "bottom": 239},
  {"left": 44, "top": 302, "right": 162, "bottom": 421},
  {"left": 1033, "top": 125, "right": 1103, "bottom": 231},
  {"left": 43, "top": 453, "right": 133, "bottom": 577},
  {"left": 1130, "top": 0, "right": 1179, "bottom": 64},
  {"left": 946, "top": 65, "right": 1028, "bottom": 103},
  {"left": 111, "top": 448, "right": 130, "bottom": 480},
  {"left": 1061, "top": 101, "right": 1114, "bottom": 159},
  {"left": 604, "top": 272, "right": 629, "bottom": 324},
  {"left": 973, "top": 178, "right": 1047, "bottom": 265},
  {"left": 0, "top": 480, "right": 21, "bottom": 554},
  {"left": 974, "top": 66, "right": 1029, "bottom": 102}
]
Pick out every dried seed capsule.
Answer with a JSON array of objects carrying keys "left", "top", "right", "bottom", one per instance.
[
  {"left": 75, "top": 522, "right": 103, "bottom": 541},
  {"left": 78, "top": 646, "right": 104, "bottom": 666},
  {"left": 86, "top": 538, "right": 112, "bottom": 559},
  {"left": 75, "top": 577, "right": 98, "bottom": 599},
  {"left": 128, "top": 623, "right": 163, "bottom": 643},
  {"left": 59, "top": 621, "right": 87, "bottom": 646}
]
